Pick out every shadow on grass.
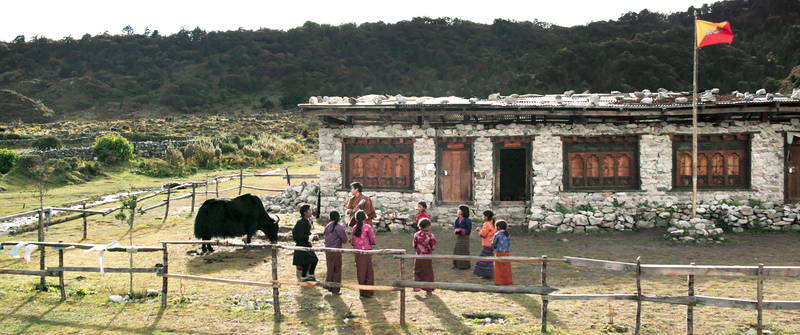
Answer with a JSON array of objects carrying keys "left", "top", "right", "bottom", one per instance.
[
  {"left": 184, "top": 247, "right": 272, "bottom": 274},
  {"left": 0, "top": 291, "right": 40, "bottom": 323},
  {"left": 324, "top": 293, "right": 367, "bottom": 335},
  {"left": 360, "top": 293, "right": 402, "bottom": 335},
  {"left": 4, "top": 313, "right": 220, "bottom": 335},
  {"left": 11, "top": 298, "right": 63, "bottom": 335},
  {"left": 504, "top": 294, "right": 563, "bottom": 328},
  {"left": 418, "top": 294, "right": 472, "bottom": 335},
  {"left": 145, "top": 306, "right": 165, "bottom": 333},
  {"left": 295, "top": 285, "right": 325, "bottom": 334}
]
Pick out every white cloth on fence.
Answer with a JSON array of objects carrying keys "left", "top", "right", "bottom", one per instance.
[
  {"left": 23, "top": 244, "right": 38, "bottom": 262},
  {"left": 6, "top": 242, "right": 29, "bottom": 259},
  {"left": 85, "top": 241, "right": 122, "bottom": 273}
]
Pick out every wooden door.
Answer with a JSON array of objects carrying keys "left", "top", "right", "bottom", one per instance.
[
  {"left": 440, "top": 145, "right": 472, "bottom": 202},
  {"left": 787, "top": 144, "right": 800, "bottom": 201}
]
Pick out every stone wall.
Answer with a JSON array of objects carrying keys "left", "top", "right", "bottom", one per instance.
[
  {"left": 526, "top": 200, "right": 800, "bottom": 241},
  {"left": 318, "top": 120, "right": 800, "bottom": 232},
  {"left": 24, "top": 140, "right": 198, "bottom": 160}
]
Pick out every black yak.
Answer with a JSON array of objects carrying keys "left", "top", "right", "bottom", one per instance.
[{"left": 194, "top": 194, "right": 279, "bottom": 253}]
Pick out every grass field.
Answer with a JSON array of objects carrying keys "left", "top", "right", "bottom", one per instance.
[{"left": 1, "top": 162, "right": 800, "bottom": 334}]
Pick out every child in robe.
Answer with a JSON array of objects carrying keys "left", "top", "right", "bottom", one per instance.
[
  {"left": 492, "top": 220, "right": 513, "bottom": 285},
  {"left": 412, "top": 218, "right": 436, "bottom": 295}
]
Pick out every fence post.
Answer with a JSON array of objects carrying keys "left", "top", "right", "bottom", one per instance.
[
  {"left": 161, "top": 242, "right": 169, "bottom": 308},
  {"left": 540, "top": 255, "right": 548, "bottom": 334},
  {"left": 271, "top": 246, "right": 281, "bottom": 317},
  {"left": 687, "top": 262, "right": 695, "bottom": 335},
  {"left": 285, "top": 168, "right": 291, "bottom": 186},
  {"left": 190, "top": 183, "right": 196, "bottom": 214},
  {"left": 205, "top": 174, "right": 209, "bottom": 200},
  {"left": 163, "top": 187, "right": 171, "bottom": 221},
  {"left": 38, "top": 208, "right": 47, "bottom": 290},
  {"left": 238, "top": 168, "right": 244, "bottom": 195},
  {"left": 58, "top": 240, "right": 66, "bottom": 301},
  {"left": 82, "top": 202, "right": 88, "bottom": 239},
  {"left": 635, "top": 257, "right": 642, "bottom": 335},
  {"left": 757, "top": 263, "right": 764, "bottom": 335},
  {"left": 215, "top": 177, "right": 220, "bottom": 198},
  {"left": 316, "top": 187, "right": 322, "bottom": 219},
  {"left": 399, "top": 256, "right": 406, "bottom": 326}
]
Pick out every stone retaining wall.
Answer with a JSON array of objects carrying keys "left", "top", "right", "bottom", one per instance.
[{"left": 25, "top": 140, "right": 198, "bottom": 160}]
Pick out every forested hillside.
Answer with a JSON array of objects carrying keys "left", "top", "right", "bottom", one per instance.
[{"left": 1, "top": 0, "right": 799, "bottom": 121}]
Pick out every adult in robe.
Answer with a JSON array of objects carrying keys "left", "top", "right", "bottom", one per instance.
[{"left": 344, "top": 182, "right": 376, "bottom": 227}]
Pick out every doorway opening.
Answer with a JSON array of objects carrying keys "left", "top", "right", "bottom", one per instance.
[{"left": 497, "top": 147, "right": 528, "bottom": 201}]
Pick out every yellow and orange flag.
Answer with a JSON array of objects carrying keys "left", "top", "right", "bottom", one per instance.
[{"left": 695, "top": 19, "right": 734, "bottom": 48}]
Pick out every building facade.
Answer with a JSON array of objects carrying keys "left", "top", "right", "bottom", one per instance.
[{"left": 301, "top": 93, "right": 800, "bottom": 235}]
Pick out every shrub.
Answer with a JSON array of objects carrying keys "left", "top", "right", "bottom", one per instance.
[
  {"left": 555, "top": 203, "right": 573, "bottom": 214},
  {"left": 11, "top": 156, "right": 101, "bottom": 184},
  {"left": 164, "top": 146, "right": 185, "bottom": 166},
  {"left": 135, "top": 158, "right": 195, "bottom": 177},
  {"left": 218, "top": 142, "right": 238, "bottom": 154},
  {"left": 182, "top": 140, "right": 217, "bottom": 168},
  {"left": 747, "top": 199, "right": 765, "bottom": 208},
  {"left": 94, "top": 134, "right": 134, "bottom": 164},
  {"left": 10, "top": 154, "right": 42, "bottom": 176},
  {"left": 230, "top": 134, "right": 255, "bottom": 149},
  {"left": 41, "top": 157, "right": 102, "bottom": 184},
  {"left": 242, "top": 135, "right": 306, "bottom": 164},
  {"left": 32, "top": 135, "right": 62, "bottom": 151},
  {"left": 0, "top": 149, "right": 19, "bottom": 174}
]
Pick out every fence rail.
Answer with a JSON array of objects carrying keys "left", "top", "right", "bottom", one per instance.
[{"left": 3, "top": 236, "right": 799, "bottom": 334}]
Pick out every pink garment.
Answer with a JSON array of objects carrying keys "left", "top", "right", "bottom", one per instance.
[
  {"left": 350, "top": 223, "right": 376, "bottom": 250},
  {"left": 412, "top": 230, "right": 437, "bottom": 255}
]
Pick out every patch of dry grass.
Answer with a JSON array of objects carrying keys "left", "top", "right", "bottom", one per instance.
[{"left": 1, "top": 186, "right": 799, "bottom": 334}]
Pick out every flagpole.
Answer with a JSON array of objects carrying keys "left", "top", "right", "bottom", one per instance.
[{"left": 691, "top": 10, "right": 699, "bottom": 217}]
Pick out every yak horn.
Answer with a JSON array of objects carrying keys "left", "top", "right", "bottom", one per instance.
[{"left": 275, "top": 215, "right": 280, "bottom": 224}]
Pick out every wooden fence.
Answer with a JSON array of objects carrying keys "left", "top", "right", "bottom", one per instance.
[
  {"left": 0, "top": 241, "right": 164, "bottom": 301},
  {"left": 2, "top": 239, "right": 799, "bottom": 335},
  {"left": 0, "top": 167, "right": 320, "bottom": 237}
]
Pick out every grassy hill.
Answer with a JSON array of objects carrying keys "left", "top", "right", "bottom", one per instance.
[{"left": 0, "top": 0, "right": 799, "bottom": 122}]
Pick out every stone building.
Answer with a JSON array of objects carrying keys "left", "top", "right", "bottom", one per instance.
[{"left": 300, "top": 92, "right": 800, "bottom": 236}]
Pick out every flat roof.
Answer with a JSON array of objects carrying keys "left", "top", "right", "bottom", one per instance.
[{"left": 299, "top": 92, "right": 800, "bottom": 125}]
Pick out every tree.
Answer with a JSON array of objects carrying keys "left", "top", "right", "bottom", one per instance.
[
  {"left": 122, "top": 25, "right": 134, "bottom": 36},
  {"left": 115, "top": 194, "right": 140, "bottom": 296}
]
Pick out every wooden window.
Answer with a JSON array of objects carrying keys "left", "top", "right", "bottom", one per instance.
[
  {"left": 562, "top": 136, "right": 640, "bottom": 191},
  {"left": 671, "top": 134, "right": 751, "bottom": 189},
  {"left": 343, "top": 138, "right": 414, "bottom": 190}
]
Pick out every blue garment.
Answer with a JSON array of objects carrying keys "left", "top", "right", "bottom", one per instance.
[
  {"left": 454, "top": 217, "right": 472, "bottom": 235},
  {"left": 492, "top": 230, "right": 511, "bottom": 252}
]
